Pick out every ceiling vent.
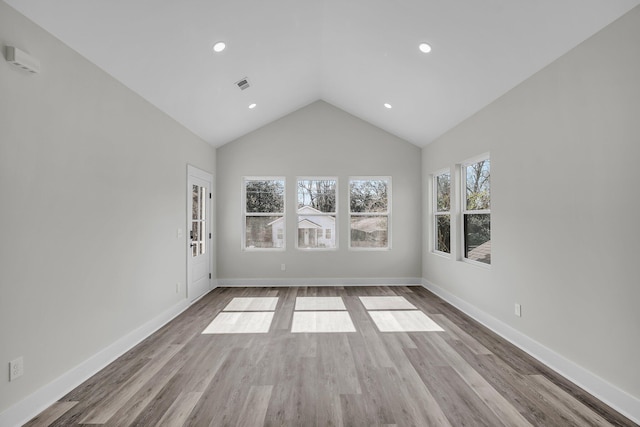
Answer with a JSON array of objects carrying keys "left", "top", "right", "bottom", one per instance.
[{"left": 235, "top": 77, "right": 250, "bottom": 90}]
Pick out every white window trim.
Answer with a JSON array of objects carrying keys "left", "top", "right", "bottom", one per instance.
[
  {"left": 432, "top": 168, "right": 451, "bottom": 257},
  {"left": 348, "top": 176, "right": 392, "bottom": 251},
  {"left": 295, "top": 176, "right": 338, "bottom": 251},
  {"left": 242, "top": 176, "right": 286, "bottom": 251},
  {"left": 459, "top": 154, "right": 491, "bottom": 268}
]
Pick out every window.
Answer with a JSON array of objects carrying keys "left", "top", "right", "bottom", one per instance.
[
  {"left": 297, "top": 178, "right": 337, "bottom": 249},
  {"left": 349, "top": 177, "right": 390, "bottom": 249},
  {"left": 243, "top": 178, "right": 285, "bottom": 249},
  {"left": 462, "top": 157, "right": 490, "bottom": 264},
  {"left": 433, "top": 170, "right": 451, "bottom": 254}
]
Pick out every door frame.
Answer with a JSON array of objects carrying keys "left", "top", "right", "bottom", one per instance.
[{"left": 186, "top": 164, "right": 214, "bottom": 303}]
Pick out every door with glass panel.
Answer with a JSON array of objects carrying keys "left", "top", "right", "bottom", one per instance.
[{"left": 187, "top": 166, "right": 212, "bottom": 303}]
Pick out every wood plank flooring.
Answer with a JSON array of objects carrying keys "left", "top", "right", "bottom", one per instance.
[{"left": 24, "top": 286, "right": 638, "bottom": 427}]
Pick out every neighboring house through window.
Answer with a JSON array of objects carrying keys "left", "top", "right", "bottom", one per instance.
[
  {"left": 349, "top": 177, "right": 391, "bottom": 249},
  {"left": 294, "top": 178, "right": 337, "bottom": 249}
]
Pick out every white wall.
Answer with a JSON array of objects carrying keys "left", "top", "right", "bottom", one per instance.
[
  {"left": 217, "top": 101, "right": 422, "bottom": 283},
  {"left": 0, "top": 2, "right": 215, "bottom": 416},
  {"left": 423, "top": 4, "right": 640, "bottom": 407}
]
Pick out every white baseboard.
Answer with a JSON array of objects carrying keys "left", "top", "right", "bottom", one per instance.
[
  {"left": 218, "top": 277, "right": 422, "bottom": 287},
  {"left": 421, "top": 279, "right": 640, "bottom": 424},
  {"left": 0, "top": 298, "right": 192, "bottom": 427}
]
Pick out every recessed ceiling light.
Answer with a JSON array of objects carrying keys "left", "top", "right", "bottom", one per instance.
[
  {"left": 419, "top": 42, "right": 432, "bottom": 53},
  {"left": 213, "top": 41, "right": 226, "bottom": 53},
  {"left": 384, "top": 103, "right": 392, "bottom": 109},
  {"left": 248, "top": 103, "right": 257, "bottom": 109}
]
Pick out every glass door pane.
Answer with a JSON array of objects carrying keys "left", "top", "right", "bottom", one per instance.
[{"left": 192, "top": 185, "right": 206, "bottom": 256}]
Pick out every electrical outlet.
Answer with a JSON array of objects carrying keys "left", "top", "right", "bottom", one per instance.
[
  {"left": 9, "top": 357, "right": 23, "bottom": 381},
  {"left": 515, "top": 303, "right": 522, "bottom": 317},
  {"left": 176, "top": 282, "right": 181, "bottom": 293},
  {"left": 281, "top": 264, "right": 286, "bottom": 271}
]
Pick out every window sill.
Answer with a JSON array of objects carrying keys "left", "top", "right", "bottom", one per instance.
[
  {"left": 243, "top": 247, "right": 286, "bottom": 252},
  {"left": 431, "top": 250, "right": 451, "bottom": 259},
  {"left": 348, "top": 247, "right": 391, "bottom": 252},
  {"left": 460, "top": 257, "right": 491, "bottom": 269},
  {"left": 297, "top": 247, "right": 339, "bottom": 252}
]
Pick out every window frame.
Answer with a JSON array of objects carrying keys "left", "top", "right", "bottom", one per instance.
[
  {"left": 242, "top": 176, "right": 286, "bottom": 251},
  {"left": 460, "top": 154, "right": 491, "bottom": 267},
  {"left": 348, "top": 176, "right": 392, "bottom": 251},
  {"left": 432, "top": 168, "right": 451, "bottom": 257},
  {"left": 295, "top": 177, "right": 338, "bottom": 251}
]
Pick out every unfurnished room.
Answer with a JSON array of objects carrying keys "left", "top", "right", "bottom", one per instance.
[{"left": 1, "top": 1, "right": 639, "bottom": 426}]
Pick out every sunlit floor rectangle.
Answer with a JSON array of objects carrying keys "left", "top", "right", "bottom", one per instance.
[
  {"left": 368, "top": 310, "right": 444, "bottom": 332},
  {"left": 202, "top": 312, "right": 274, "bottom": 334},
  {"left": 291, "top": 311, "right": 356, "bottom": 333},
  {"left": 295, "top": 296, "right": 346, "bottom": 311},
  {"left": 359, "top": 296, "right": 417, "bottom": 310},
  {"left": 223, "top": 297, "right": 279, "bottom": 312}
]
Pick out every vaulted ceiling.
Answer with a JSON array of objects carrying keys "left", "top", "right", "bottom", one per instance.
[{"left": 5, "top": 0, "right": 639, "bottom": 147}]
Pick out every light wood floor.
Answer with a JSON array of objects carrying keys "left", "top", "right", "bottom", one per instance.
[{"left": 25, "top": 286, "right": 637, "bottom": 426}]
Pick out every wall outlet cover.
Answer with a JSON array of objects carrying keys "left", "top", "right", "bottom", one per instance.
[{"left": 9, "top": 357, "right": 24, "bottom": 381}]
